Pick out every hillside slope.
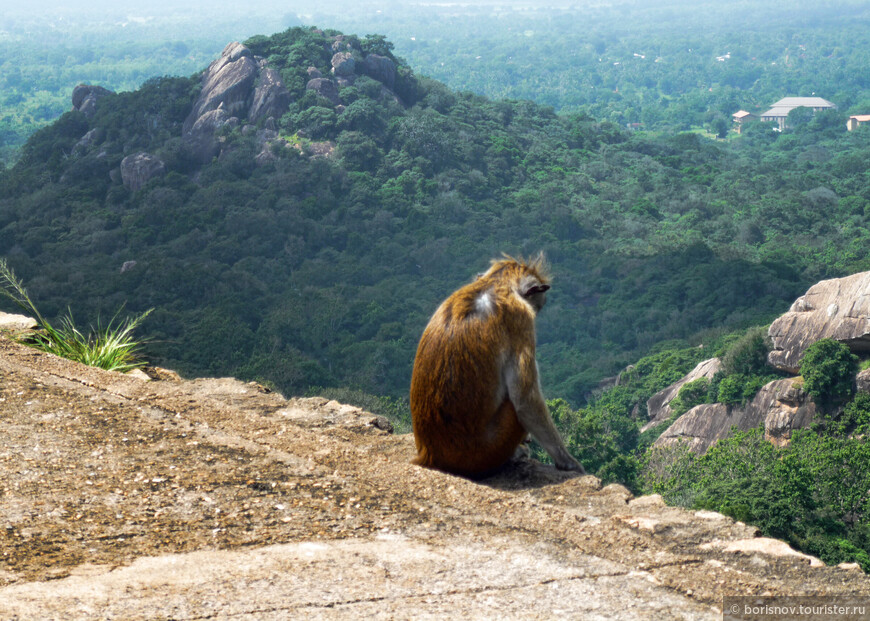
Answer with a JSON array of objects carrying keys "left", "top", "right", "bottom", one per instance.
[
  {"left": 2, "top": 27, "right": 869, "bottom": 407},
  {"left": 1, "top": 333, "right": 868, "bottom": 617}
]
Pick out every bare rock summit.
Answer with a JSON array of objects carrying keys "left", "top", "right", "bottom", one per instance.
[{"left": 182, "top": 42, "right": 292, "bottom": 163}]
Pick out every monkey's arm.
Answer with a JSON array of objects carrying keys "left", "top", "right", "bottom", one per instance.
[{"left": 506, "top": 350, "right": 585, "bottom": 473}]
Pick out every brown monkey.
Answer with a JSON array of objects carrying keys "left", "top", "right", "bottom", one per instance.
[{"left": 409, "top": 254, "right": 584, "bottom": 478}]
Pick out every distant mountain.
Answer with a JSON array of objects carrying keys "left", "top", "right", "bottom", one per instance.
[{"left": 1, "top": 26, "right": 866, "bottom": 404}]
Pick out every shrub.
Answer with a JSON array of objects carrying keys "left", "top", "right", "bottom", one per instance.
[
  {"left": 0, "top": 258, "right": 151, "bottom": 372},
  {"left": 670, "top": 377, "right": 710, "bottom": 415},
  {"left": 717, "top": 374, "right": 745, "bottom": 405},
  {"left": 800, "top": 339, "right": 858, "bottom": 404},
  {"left": 721, "top": 326, "right": 771, "bottom": 376}
]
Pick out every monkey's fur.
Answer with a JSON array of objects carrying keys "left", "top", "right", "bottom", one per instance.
[{"left": 410, "top": 254, "right": 585, "bottom": 478}]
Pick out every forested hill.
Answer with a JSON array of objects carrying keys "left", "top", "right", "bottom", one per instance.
[{"left": 1, "top": 26, "right": 869, "bottom": 406}]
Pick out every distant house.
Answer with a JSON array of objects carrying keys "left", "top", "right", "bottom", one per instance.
[
  {"left": 759, "top": 97, "right": 837, "bottom": 130},
  {"left": 847, "top": 115, "right": 870, "bottom": 131},
  {"left": 732, "top": 110, "right": 756, "bottom": 133}
]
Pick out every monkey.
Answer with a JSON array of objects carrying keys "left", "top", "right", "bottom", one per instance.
[{"left": 409, "top": 253, "right": 585, "bottom": 478}]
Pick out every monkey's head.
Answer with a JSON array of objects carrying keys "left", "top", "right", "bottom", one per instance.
[{"left": 481, "top": 253, "right": 551, "bottom": 313}]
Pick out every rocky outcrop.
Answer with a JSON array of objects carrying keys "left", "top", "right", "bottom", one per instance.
[
  {"left": 182, "top": 42, "right": 293, "bottom": 163},
  {"left": 331, "top": 52, "right": 356, "bottom": 77},
  {"left": 248, "top": 66, "right": 291, "bottom": 124},
  {"left": 768, "top": 271, "right": 870, "bottom": 373},
  {"left": 654, "top": 377, "right": 816, "bottom": 452},
  {"left": 643, "top": 358, "right": 721, "bottom": 432},
  {"left": 183, "top": 42, "right": 258, "bottom": 135},
  {"left": 362, "top": 54, "right": 397, "bottom": 88},
  {"left": 329, "top": 34, "right": 359, "bottom": 53},
  {"left": 0, "top": 335, "right": 867, "bottom": 617},
  {"left": 120, "top": 152, "right": 165, "bottom": 191},
  {"left": 71, "top": 84, "right": 113, "bottom": 118},
  {"left": 72, "top": 128, "right": 104, "bottom": 154},
  {"left": 306, "top": 77, "right": 341, "bottom": 105},
  {"left": 858, "top": 368, "right": 870, "bottom": 393}
]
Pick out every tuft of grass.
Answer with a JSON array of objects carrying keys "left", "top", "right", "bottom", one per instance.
[{"left": 0, "top": 258, "right": 152, "bottom": 372}]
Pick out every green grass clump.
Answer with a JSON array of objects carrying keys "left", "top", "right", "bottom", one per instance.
[{"left": 0, "top": 258, "right": 152, "bottom": 372}]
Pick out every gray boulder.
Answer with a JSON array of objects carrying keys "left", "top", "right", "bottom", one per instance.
[
  {"left": 120, "top": 152, "right": 165, "bottom": 192},
  {"left": 71, "top": 84, "right": 113, "bottom": 118},
  {"left": 183, "top": 42, "right": 258, "bottom": 135},
  {"left": 858, "top": 368, "right": 870, "bottom": 394},
  {"left": 653, "top": 378, "right": 816, "bottom": 453},
  {"left": 768, "top": 271, "right": 870, "bottom": 373},
  {"left": 185, "top": 108, "right": 236, "bottom": 163},
  {"left": 362, "top": 54, "right": 396, "bottom": 88},
  {"left": 249, "top": 67, "right": 291, "bottom": 123},
  {"left": 643, "top": 358, "right": 721, "bottom": 432},
  {"left": 330, "top": 35, "right": 359, "bottom": 53},
  {"left": 331, "top": 52, "right": 356, "bottom": 77},
  {"left": 73, "top": 128, "right": 104, "bottom": 154},
  {"left": 307, "top": 66, "right": 322, "bottom": 79},
  {"left": 306, "top": 78, "right": 341, "bottom": 106}
]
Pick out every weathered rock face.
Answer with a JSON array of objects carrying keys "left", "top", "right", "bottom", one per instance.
[
  {"left": 643, "top": 358, "right": 721, "bottom": 432},
  {"left": 654, "top": 377, "right": 816, "bottom": 452},
  {"left": 71, "top": 84, "right": 113, "bottom": 118},
  {"left": 184, "top": 108, "right": 232, "bottom": 163},
  {"left": 248, "top": 67, "right": 291, "bottom": 124},
  {"left": 858, "top": 368, "right": 870, "bottom": 393},
  {"left": 183, "top": 42, "right": 258, "bottom": 135},
  {"left": 306, "top": 77, "right": 341, "bottom": 105},
  {"left": 331, "top": 52, "right": 356, "bottom": 77},
  {"left": 362, "top": 54, "right": 396, "bottom": 88},
  {"left": 120, "top": 152, "right": 165, "bottom": 191},
  {"left": 72, "top": 128, "right": 104, "bottom": 154},
  {"left": 181, "top": 42, "right": 293, "bottom": 163},
  {"left": 768, "top": 271, "right": 870, "bottom": 373},
  {"left": 330, "top": 34, "right": 359, "bottom": 53}
]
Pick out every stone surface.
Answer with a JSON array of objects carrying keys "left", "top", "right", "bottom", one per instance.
[
  {"left": 119, "top": 152, "right": 165, "bottom": 191},
  {"left": 71, "top": 84, "right": 113, "bottom": 118},
  {"left": 768, "top": 271, "right": 870, "bottom": 373},
  {"left": 331, "top": 51, "right": 356, "bottom": 77},
  {"left": 857, "top": 368, "right": 870, "bottom": 393},
  {"left": 643, "top": 358, "right": 721, "bottom": 432},
  {"left": 181, "top": 41, "right": 292, "bottom": 164},
  {"left": 249, "top": 67, "right": 292, "bottom": 123},
  {"left": 0, "top": 335, "right": 866, "bottom": 618},
  {"left": 363, "top": 53, "right": 397, "bottom": 88},
  {"left": 306, "top": 77, "right": 341, "bottom": 105},
  {"left": 701, "top": 538, "right": 824, "bottom": 567},
  {"left": 72, "top": 128, "right": 103, "bottom": 154},
  {"left": 654, "top": 377, "right": 815, "bottom": 452},
  {"left": 0, "top": 312, "right": 37, "bottom": 333},
  {"left": 183, "top": 42, "right": 258, "bottom": 136}
]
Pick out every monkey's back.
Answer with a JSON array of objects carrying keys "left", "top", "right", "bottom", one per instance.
[{"left": 410, "top": 279, "right": 530, "bottom": 477}]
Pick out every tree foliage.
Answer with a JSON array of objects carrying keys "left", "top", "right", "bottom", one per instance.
[{"left": 801, "top": 339, "right": 859, "bottom": 404}]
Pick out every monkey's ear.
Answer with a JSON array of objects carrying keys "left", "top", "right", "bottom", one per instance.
[{"left": 523, "top": 283, "right": 550, "bottom": 297}]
